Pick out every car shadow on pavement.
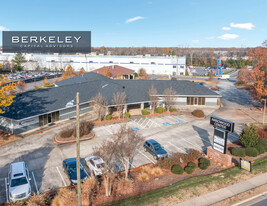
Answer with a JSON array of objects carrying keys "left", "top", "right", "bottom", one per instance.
[{"left": 192, "top": 125, "right": 212, "bottom": 152}]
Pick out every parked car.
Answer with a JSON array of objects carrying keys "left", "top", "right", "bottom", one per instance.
[
  {"left": 144, "top": 139, "right": 168, "bottom": 160},
  {"left": 85, "top": 156, "right": 106, "bottom": 176},
  {"left": 63, "top": 158, "right": 88, "bottom": 185},
  {"left": 8, "top": 162, "right": 31, "bottom": 202}
]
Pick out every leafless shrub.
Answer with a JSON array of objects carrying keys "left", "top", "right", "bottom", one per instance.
[
  {"left": 137, "top": 172, "right": 150, "bottom": 182},
  {"left": 115, "top": 178, "right": 134, "bottom": 195},
  {"left": 27, "top": 194, "right": 46, "bottom": 206},
  {"left": 82, "top": 177, "right": 98, "bottom": 206},
  {"left": 151, "top": 167, "right": 163, "bottom": 177},
  {"left": 142, "top": 166, "right": 152, "bottom": 174}
]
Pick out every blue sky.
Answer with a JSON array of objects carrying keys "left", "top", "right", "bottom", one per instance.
[{"left": 0, "top": 0, "right": 266, "bottom": 47}]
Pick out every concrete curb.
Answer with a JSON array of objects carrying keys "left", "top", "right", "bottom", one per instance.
[{"left": 54, "top": 134, "right": 95, "bottom": 144}]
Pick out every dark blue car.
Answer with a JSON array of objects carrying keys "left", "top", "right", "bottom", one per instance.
[
  {"left": 144, "top": 139, "right": 168, "bottom": 160},
  {"left": 63, "top": 158, "right": 88, "bottom": 185}
]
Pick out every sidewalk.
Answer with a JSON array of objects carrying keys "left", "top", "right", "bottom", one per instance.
[{"left": 176, "top": 172, "right": 267, "bottom": 206}]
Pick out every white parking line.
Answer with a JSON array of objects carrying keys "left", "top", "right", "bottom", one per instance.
[
  {"left": 84, "top": 169, "right": 89, "bottom": 177},
  {"left": 168, "top": 142, "right": 186, "bottom": 153},
  {"left": 32, "top": 171, "right": 39, "bottom": 195},
  {"left": 137, "top": 149, "right": 156, "bottom": 164},
  {"left": 103, "top": 126, "right": 113, "bottom": 135},
  {"left": 5, "top": 178, "right": 9, "bottom": 203},
  {"left": 56, "top": 166, "right": 67, "bottom": 187},
  {"left": 182, "top": 138, "right": 202, "bottom": 150}
]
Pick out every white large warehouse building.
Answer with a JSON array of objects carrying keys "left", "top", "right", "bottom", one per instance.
[{"left": 0, "top": 53, "right": 186, "bottom": 75}]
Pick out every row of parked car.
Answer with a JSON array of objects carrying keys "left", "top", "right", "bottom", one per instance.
[{"left": 7, "top": 139, "right": 168, "bottom": 202}]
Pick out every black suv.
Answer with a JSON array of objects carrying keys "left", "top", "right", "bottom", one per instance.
[{"left": 144, "top": 139, "right": 168, "bottom": 160}]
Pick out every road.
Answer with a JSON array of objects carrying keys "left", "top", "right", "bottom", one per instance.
[
  {"left": 0, "top": 71, "right": 265, "bottom": 203},
  {"left": 234, "top": 191, "right": 267, "bottom": 206}
]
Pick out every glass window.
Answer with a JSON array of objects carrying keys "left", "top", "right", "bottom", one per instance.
[
  {"left": 173, "top": 65, "right": 176, "bottom": 68},
  {"left": 11, "top": 177, "right": 28, "bottom": 187},
  {"left": 39, "top": 115, "right": 44, "bottom": 127}
]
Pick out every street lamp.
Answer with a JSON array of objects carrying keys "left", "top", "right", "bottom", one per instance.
[{"left": 65, "top": 93, "right": 81, "bottom": 206}]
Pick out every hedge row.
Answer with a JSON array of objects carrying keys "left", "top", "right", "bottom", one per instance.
[
  {"left": 231, "top": 139, "right": 267, "bottom": 157},
  {"left": 60, "top": 121, "right": 93, "bottom": 138}
]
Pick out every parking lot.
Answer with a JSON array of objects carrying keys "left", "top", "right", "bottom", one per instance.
[{"left": 0, "top": 113, "right": 245, "bottom": 203}]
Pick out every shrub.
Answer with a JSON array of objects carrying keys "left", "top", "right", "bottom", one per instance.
[
  {"left": 187, "top": 162, "right": 197, "bottom": 170},
  {"left": 199, "top": 163, "right": 208, "bottom": 170},
  {"left": 60, "top": 128, "right": 73, "bottom": 138},
  {"left": 156, "top": 107, "right": 164, "bottom": 114},
  {"left": 51, "top": 188, "right": 77, "bottom": 206},
  {"left": 105, "top": 115, "right": 112, "bottom": 120},
  {"left": 73, "top": 121, "right": 93, "bottom": 137},
  {"left": 157, "top": 158, "right": 177, "bottom": 169},
  {"left": 150, "top": 167, "right": 163, "bottom": 177},
  {"left": 199, "top": 158, "right": 210, "bottom": 166},
  {"left": 258, "top": 138, "right": 267, "bottom": 150},
  {"left": 240, "top": 125, "right": 259, "bottom": 147},
  {"left": 255, "top": 145, "right": 266, "bottom": 154},
  {"left": 28, "top": 194, "right": 46, "bottom": 206},
  {"left": 245, "top": 147, "right": 259, "bottom": 157},
  {"left": 141, "top": 109, "right": 150, "bottom": 115},
  {"left": 82, "top": 177, "right": 97, "bottom": 206},
  {"left": 137, "top": 172, "right": 149, "bottom": 182},
  {"left": 192, "top": 110, "right": 204, "bottom": 118},
  {"left": 257, "top": 127, "right": 267, "bottom": 138},
  {"left": 142, "top": 166, "right": 152, "bottom": 174},
  {"left": 184, "top": 166, "right": 193, "bottom": 174},
  {"left": 231, "top": 147, "right": 246, "bottom": 157},
  {"left": 116, "top": 178, "right": 133, "bottom": 195},
  {"left": 169, "top": 108, "right": 178, "bottom": 112},
  {"left": 125, "top": 112, "right": 130, "bottom": 118},
  {"left": 171, "top": 165, "right": 184, "bottom": 175}
]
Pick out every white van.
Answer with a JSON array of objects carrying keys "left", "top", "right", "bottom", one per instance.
[
  {"left": 8, "top": 162, "right": 31, "bottom": 202},
  {"left": 219, "top": 75, "right": 230, "bottom": 80}
]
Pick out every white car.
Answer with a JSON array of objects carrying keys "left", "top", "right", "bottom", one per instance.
[
  {"left": 8, "top": 162, "right": 31, "bottom": 202},
  {"left": 85, "top": 156, "right": 106, "bottom": 176}
]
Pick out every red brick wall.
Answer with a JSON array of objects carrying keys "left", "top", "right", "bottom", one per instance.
[{"left": 207, "top": 146, "right": 232, "bottom": 167}]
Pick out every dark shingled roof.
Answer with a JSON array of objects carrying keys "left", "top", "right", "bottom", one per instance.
[{"left": 1, "top": 73, "right": 219, "bottom": 120}]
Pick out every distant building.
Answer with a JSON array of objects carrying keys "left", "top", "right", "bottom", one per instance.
[
  {"left": 0, "top": 53, "right": 186, "bottom": 75},
  {"left": 91, "top": 65, "right": 135, "bottom": 79}
]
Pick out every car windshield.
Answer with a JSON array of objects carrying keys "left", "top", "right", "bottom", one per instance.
[
  {"left": 11, "top": 177, "right": 28, "bottom": 187},
  {"left": 96, "top": 163, "right": 105, "bottom": 169},
  {"left": 154, "top": 144, "right": 163, "bottom": 151}
]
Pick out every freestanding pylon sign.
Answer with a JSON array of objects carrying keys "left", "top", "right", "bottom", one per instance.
[{"left": 216, "top": 59, "right": 222, "bottom": 76}]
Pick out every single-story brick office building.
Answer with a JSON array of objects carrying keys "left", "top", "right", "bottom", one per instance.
[{"left": 0, "top": 73, "right": 221, "bottom": 134}]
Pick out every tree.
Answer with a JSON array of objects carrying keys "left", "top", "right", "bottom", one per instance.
[
  {"left": 42, "top": 77, "right": 53, "bottom": 87},
  {"left": 185, "top": 69, "right": 189, "bottom": 76},
  {"left": 112, "top": 124, "right": 145, "bottom": 179},
  {"left": 138, "top": 68, "right": 149, "bottom": 79},
  {"left": 240, "top": 125, "right": 259, "bottom": 147},
  {"left": 103, "top": 67, "right": 111, "bottom": 77},
  {"left": 208, "top": 70, "right": 215, "bottom": 81},
  {"left": 12, "top": 53, "right": 26, "bottom": 71},
  {"left": 61, "top": 65, "right": 76, "bottom": 80},
  {"left": 17, "top": 80, "right": 28, "bottom": 93},
  {"left": 78, "top": 67, "right": 86, "bottom": 76},
  {"left": 163, "top": 87, "right": 177, "bottom": 112},
  {"left": 90, "top": 93, "right": 108, "bottom": 121},
  {"left": 112, "top": 91, "right": 126, "bottom": 119},
  {"left": 0, "top": 76, "right": 17, "bottom": 114},
  {"left": 148, "top": 84, "right": 158, "bottom": 114},
  {"left": 93, "top": 140, "right": 116, "bottom": 196}
]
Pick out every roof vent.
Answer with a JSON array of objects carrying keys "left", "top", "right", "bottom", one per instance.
[{"left": 123, "top": 86, "right": 125, "bottom": 89}]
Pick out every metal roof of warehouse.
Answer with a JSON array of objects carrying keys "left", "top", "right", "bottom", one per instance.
[{"left": 1, "top": 73, "right": 220, "bottom": 120}]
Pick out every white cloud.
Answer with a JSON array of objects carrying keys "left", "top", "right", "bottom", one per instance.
[
  {"left": 126, "top": 16, "right": 145, "bottom": 24},
  {"left": 218, "top": 33, "right": 239, "bottom": 40},
  {"left": 0, "top": 26, "right": 9, "bottom": 31},
  {"left": 222, "top": 27, "right": 231, "bottom": 30},
  {"left": 230, "top": 22, "right": 255, "bottom": 30},
  {"left": 205, "top": 36, "right": 215, "bottom": 39},
  {"left": 192, "top": 40, "right": 199, "bottom": 43}
]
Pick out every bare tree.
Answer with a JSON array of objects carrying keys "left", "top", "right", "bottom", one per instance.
[
  {"left": 148, "top": 84, "right": 158, "bottom": 114},
  {"left": 112, "top": 124, "right": 145, "bottom": 179},
  {"left": 163, "top": 87, "right": 177, "bottom": 112},
  {"left": 17, "top": 80, "right": 28, "bottom": 93},
  {"left": 112, "top": 91, "right": 126, "bottom": 119},
  {"left": 90, "top": 93, "right": 108, "bottom": 121},
  {"left": 208, "top": 70, "right": 215, "bottom": 81},
  {"left": 93, "top": 141, "right": 116, "bottom": 196}
]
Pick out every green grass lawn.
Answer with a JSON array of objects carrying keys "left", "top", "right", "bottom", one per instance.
[
  {"left": 106, "top": 157, "right": 267, "bottom": 206},
  {"left": 223, "top": 69, "right": 235, "bottom": 74}
]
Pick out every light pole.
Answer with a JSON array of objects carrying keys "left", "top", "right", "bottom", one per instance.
[{"left": 76, "top": 92, "right": 81, "bottom": 206}]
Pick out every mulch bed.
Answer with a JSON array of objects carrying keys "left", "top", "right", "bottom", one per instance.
[
  {"left": 54, "top": 133, "right": 95, "bottom": 144},
  {"left": 0, "top": 131, "right": 20, "bottom": 147},
  {"left": 95, "top": 160, "right": 224, "bottom": 205},
  {"left": 92, "top": 118, "right": 130, "bottom": 127}
]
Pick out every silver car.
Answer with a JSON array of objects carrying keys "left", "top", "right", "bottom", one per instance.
[
  {"left": 85, "top": 156, "right": 106, "bottom": 176},
  {"left": 8, "top": 162, "right": 31, "bottom": 202}
]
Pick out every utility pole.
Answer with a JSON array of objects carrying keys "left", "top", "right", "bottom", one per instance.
[
  {"left": 263, "top": 99, "right": 266, "bottom": 125},
  {"left": 76, "top": 92, "right": 81, "bottom": 206}
]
